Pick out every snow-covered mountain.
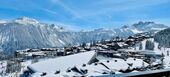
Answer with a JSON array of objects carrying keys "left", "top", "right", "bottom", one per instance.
[
  {"left": 0, "top": 17, "right": 168, "bottom": 53},
  {"left": 113, "top": 21, "right": 168, "bottom": 37}
]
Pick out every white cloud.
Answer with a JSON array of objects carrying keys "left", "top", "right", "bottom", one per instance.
[
  {"left": 50, "top": 0, "right": 81, "bottom": 18},
  {"left": 50, "top": 0, "right": 170, "bottom": 19},
  {"left": 43, "top": 9, "right": 59, "bottom": 15}
]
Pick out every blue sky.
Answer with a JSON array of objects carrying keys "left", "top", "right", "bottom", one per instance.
[{"left": 0, "top": 0, "right": 170, "bottom": 31}]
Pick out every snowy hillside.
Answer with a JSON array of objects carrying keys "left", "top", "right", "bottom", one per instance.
[{"left": 0, "top": 17, "right": 168, "bottom": 53}]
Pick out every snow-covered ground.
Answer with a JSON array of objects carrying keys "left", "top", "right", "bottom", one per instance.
[
  {"left": 156, "top": 48, "right": 170, "bottom": 69},
  {"left": 0, "top": 61, "right": 7, "bottom": 75}
]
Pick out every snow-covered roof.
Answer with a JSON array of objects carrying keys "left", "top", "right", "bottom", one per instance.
[
  {"left": 118, "top": 49, "right": 140, "bottom": 52},
  {"left": 100, "top": 68, "right": 170, "bottom": 77},
  {"left": 76, "top": 63, "right": 110, "bottom": 76},
  {"left": 126, "top": 58, "right": 149, "bottom": 68},
  {"left": 140, "top": 50, "right": 159, "bottom": 55},
  {"left": 100, "top": 58, "right": 129, "bottom": 71},
  {"left": 28, "top": 51, "right": 96, "bottom": 73}
]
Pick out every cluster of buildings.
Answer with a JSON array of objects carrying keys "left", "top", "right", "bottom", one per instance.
[
  {"left": 12, "top": 32, "right": 165, "bottom": 77},
  {"left": 15, "top": 32, "right": 151, "bottom": 61},
  {"left": 25, "top": 49, "right": 164, "bottom": 77}
]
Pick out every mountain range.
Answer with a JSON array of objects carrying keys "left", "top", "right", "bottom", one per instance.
[{"left": 0, "top": 17, "right": 168, "bottom": 53}]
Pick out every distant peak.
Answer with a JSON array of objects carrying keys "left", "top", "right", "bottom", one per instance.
[
  {"left": 17, "top": 16, "right": 34, "bottom": 20},
  {"left": 122, "top": 25, "right": 129, "bottom": 28},
  {"left": 17, "top": 16, "right": 29, "bottom": 19},
  {"left": 94, "top": 28, "right": 110, "bottom": 31},
  {"left": 14, "top": 16, "right": 39, "bottom": 24},
  {"left": 132, "top": 21, "right": 155, "bottom": 28},
  {"left": 140, "top": 21, "right": 154, "bottom": 24},
  {"left": 133, "top": 21, "right": 155, "bottom": 26}
]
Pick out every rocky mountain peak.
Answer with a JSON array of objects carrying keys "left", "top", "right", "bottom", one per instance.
[{"left": 14, "top": 16, "right": 39, "bottom": 25}]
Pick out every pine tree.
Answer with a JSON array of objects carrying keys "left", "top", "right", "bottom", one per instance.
[{"left": 139, "top": 43, "right": 143, "bottom": 50}]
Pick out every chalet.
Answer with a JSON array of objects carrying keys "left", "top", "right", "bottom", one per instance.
[
  {"left": 118, "top": 49, "right": 145, "bottom": 58},
  {"left": 139, "top": 50, "right": 163, "bottom": 59},
  {"left": 118, "top": 49, "right": 141, "bottom": 55},
  {"left": 40, "top": 48, "right": 58, "bottom": 51},
  {"left": 97, "top": 51, "right": 122, "bottom": 58},
  {"left": 27, "top": 51, "right": 97, "bottom": 74},
  {"left": 98, "top": 68, "right": 170, "bottom": 77},
  {"left": 65, "top": 58, "right": 149, "bottom": 77}
]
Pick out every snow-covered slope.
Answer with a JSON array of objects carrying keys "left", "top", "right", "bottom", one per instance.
[
  {"left": 0, "top": 17, "right": 71, "bottom": 53},
  {"left": 0, "top": 17, "right": 168, "bottom": 53}
]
